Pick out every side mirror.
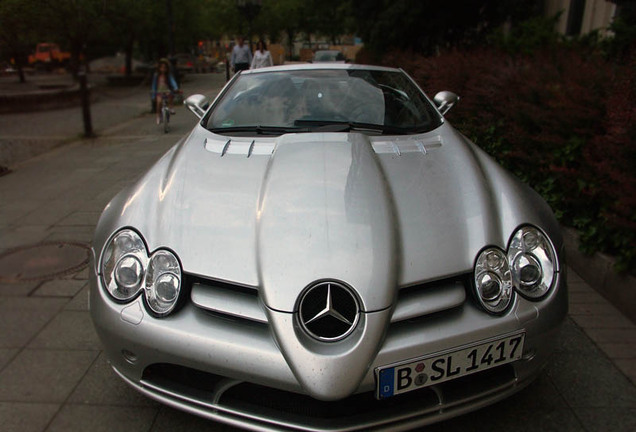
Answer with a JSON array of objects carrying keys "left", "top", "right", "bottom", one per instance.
[
  {"left": 433, "top": 91, "right": 459, "bottom": 115},
  {"left": 184, "top": 94, "right": 210, "bottom": 119}
]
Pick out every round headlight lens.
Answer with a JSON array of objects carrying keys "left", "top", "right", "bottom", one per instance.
[
  {"left": 477, "top": 272, "right": 503, "bottom": 301},
  {"left": 485, "top": 250, "right": 504, "bottom": 271},
  {"left": 101, "top": 229, "right": 146, "bottom": 301},
  {"left": 156, "top": 273, "right": 180, "bottom": 302},
  {"left": 114, "top": 256, "right": 143, "bottom": 290},
  {"left": 474, "top": 247, "right": 513, "bottom": 314},
  {"left": 508, "top": 226, "right": 557, "bottom": 298},
  {"left": 513, "top": 254, "right": 542, "bottom": 287},
  {"left": 145, "top": 250, "right": 182, "bottom": 315},
  {"left": 522, "top": 230, "right": 541, "bottom": 250}
]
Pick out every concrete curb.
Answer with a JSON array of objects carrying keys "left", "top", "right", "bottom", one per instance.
[{"left": 563, "top": 226, "right": 636, "bottom": 323}]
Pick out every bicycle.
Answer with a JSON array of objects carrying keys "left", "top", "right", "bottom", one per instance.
[{"left": 158, "top": 92, "right": 173, "bottom": 133}]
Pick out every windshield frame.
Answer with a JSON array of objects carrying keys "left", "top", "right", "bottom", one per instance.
[{"left": 201, "top": 66, "right": 444, "bottom": 137}]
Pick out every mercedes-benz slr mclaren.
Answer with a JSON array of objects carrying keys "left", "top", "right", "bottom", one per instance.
[{"left": 90, "top": 64, "right": 567, "bottom": 431}]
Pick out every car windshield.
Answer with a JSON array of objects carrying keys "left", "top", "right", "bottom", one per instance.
[{"left": 205, "top": 69, "right": 443, "bottom": 136}]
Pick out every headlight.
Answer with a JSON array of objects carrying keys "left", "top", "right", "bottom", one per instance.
[
  {"left": 508, "top": 226, "right": 557, "bottom": 299},
  {"left": 145, "top": 250, "right": 182, "bottom": 315},
  {"left": 473, "top": 225, "right": 559, "bottom": 314},
  {"left": 100, "top": 229, "right": 182, "bottom": 316},
  {"left": 101, "top": 229, "right": 147, "bottom": 301},
  {"left": 474, "top": 248, "right": 514, "bottom": 314}
]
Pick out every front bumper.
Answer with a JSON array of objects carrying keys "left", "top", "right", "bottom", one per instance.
[{"left": 90, "top": 269, "right": 567, "bottom": 431}]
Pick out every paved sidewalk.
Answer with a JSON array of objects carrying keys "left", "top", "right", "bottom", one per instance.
[
  {"left": 0, "top": 73, "right": 635, "bottom": 431},
  {"left": 1, "top": 72, "right": 170, "bottom": 167}
]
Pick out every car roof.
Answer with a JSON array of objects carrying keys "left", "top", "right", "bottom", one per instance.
[{"left": 240, "top": 63, "right": 401, "bottom": 75}]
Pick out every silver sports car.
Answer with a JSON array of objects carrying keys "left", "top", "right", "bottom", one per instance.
[{"left": 90, "top": 64, "right": 567, "bottom": 431}]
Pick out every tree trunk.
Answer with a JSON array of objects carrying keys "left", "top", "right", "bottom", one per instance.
[
  {"left": 286, "top": 30, "right": 295, "bottom": 60},
  {"left": 125, "top": 35, "right": 134, "bottom": 77},
  {"left": 69, "top": 41, "right": 82, "bottom": 79},
  {"left": 17, "top": 65, "right": 26, "bottom": 84},
  {"left": 79, "top": 72, "right": 94, "bottom": 138},
  {"left": 13, "top": 50, "right": 26, "bottom": 83}
]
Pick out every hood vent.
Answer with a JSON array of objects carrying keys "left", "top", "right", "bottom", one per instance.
[
  {"left": 205, "top": 137, "right": 275, "bottom": 158},
  {"left": 372, "top": 136, "right": 442, "bottom": 156},
  {"left": 205, "top": 136, "right": 440, "bottom": 157}
]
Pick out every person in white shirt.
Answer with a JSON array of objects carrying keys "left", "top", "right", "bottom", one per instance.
[
  {"left": 251, "top": 40, "right": 273, "bottom": 69},
  {"left": 231, "top": 36, "right": 252, "bottom": 73}
]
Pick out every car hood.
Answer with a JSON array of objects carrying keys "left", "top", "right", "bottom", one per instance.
[{"left": 95, "top": 123, "right": 560, "bottom": 313}]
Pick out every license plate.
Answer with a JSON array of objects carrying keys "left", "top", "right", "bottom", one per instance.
[{"left": 375, "top": 331, "right": 525, "bottom": 399}]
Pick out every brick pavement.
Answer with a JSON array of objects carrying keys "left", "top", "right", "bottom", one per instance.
[{"left": 0, "top": 73, "right": 635, "bottom": 431}]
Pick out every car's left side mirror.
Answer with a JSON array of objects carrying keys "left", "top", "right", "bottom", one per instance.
[
  {"left": 433, "top": 91, "right": 459, "bottom": 115},
  {"left": 184, "top": 94, "right": 210, "bottom": 119}
]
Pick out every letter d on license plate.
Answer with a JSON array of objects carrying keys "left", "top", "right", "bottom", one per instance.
[{"left": 376, "top": 332, "right": 525, "bottom": 399}]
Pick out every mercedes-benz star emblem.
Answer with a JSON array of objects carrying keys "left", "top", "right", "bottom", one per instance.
[{"left": 299, "top": 281, "right": 360, "bottom": 342}]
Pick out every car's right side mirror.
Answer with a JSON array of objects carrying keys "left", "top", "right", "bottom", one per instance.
[
  {"left": 184, "top": 94, "right": 210, "bottom": 119},
  {"left": 433, "top": 91, "right": 459, "bottom": 115}
]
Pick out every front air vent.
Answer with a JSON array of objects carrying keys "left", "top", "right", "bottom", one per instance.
[
  {"left": 391, "top": 277, "right": 467, "bottom": 323},
  {"left": 188, "top": 276, "right": 267, "bottom": 324},
  {"left": 141, "top": 362, "right": 517, "bottom": 431}
]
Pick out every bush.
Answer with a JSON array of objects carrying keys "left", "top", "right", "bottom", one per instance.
[{"left": 383, "top": 45, "right": 636, "bottom": 273}]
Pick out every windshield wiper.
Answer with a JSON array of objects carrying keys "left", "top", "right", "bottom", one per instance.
[
  {"left": 209, "top": 125, "right": 307, "bottom": 135},
  {"left": 210, "top": 122, "right": 421, "bottom": 136},
  {"left": 293, "top": 119, "right": 411, "bottom": 135}
]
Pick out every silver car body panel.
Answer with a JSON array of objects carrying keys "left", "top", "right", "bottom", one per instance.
[
  {"left": 92, "top": 124, "right": 560, "bottom": 309},
  {"left": 90, "top": 64, "right": 567, "bottom": 431}
]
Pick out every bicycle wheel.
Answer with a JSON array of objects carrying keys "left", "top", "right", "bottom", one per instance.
[{"left": 163, "top": 108, "right": 170, "bottom": 133}]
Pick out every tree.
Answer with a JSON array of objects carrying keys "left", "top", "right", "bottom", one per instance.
[
  {"left": 39, "top": 0, "right": 107, "bottom": 76},
  {"left": 310, "top": 0, "right": 354, "bottom": 45},
  {"left": 0, "top": 0, "right": 41, "bottom": 83},
  {"left": 203, "top": 0, "right": 241, "bottom": 40},
  {"left": 103, "top": 0, "right": 155, "bottom": 76},
  {"left": 259, "top": 0, "right": 312, "bottom": 59},
  {"left": 352, "top": 0, "right": 541, "bottom": 56},
  {"left": 35, "top": 0, "right": 106, "bottom": 137},
  {"left": 133, "top": 0, "right": 233, "bottom": 63},
  {"left": 605, "top": 0, "right": 636, "bottom": 59},
  {"left": 173, "top": 0, "right": 228, "bottom": 53}
]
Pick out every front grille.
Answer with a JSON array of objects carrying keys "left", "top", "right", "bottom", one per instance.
[
  {"left": 141, "top": 362, "right": 518, "bottom": 431},
  {"left": 187, "top": 274, "right": 470, "bottom": 328}
]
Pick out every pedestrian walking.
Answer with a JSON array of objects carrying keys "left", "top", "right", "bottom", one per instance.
[
  {"left": 231, "top": 36, "right": 252, "bottom": 73},
  {"left": 251, "top": 40, "right": 273, "bottom": 69}
]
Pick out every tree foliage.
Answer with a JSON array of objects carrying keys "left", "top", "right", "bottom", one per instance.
[
  {"left": 352, "top": 0, "right": 541, "bottom": 55},
  {"left": 102, "top": 0, "right": 154, "bottom": 76},
  {"left": 309, "top": 0, "right": 355, "bottom": 45},
  {"left": 258, "top": 0, "right": 310, "bottom": 58},
  {"left": 39, "top": 0, "right": 108, "bottom": 75},
  {"left": 0, "top": 0, "right": 42, "bottom": 82},
  {"left": 604, "top": 0, "right": 636, "bottom": 58}
]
